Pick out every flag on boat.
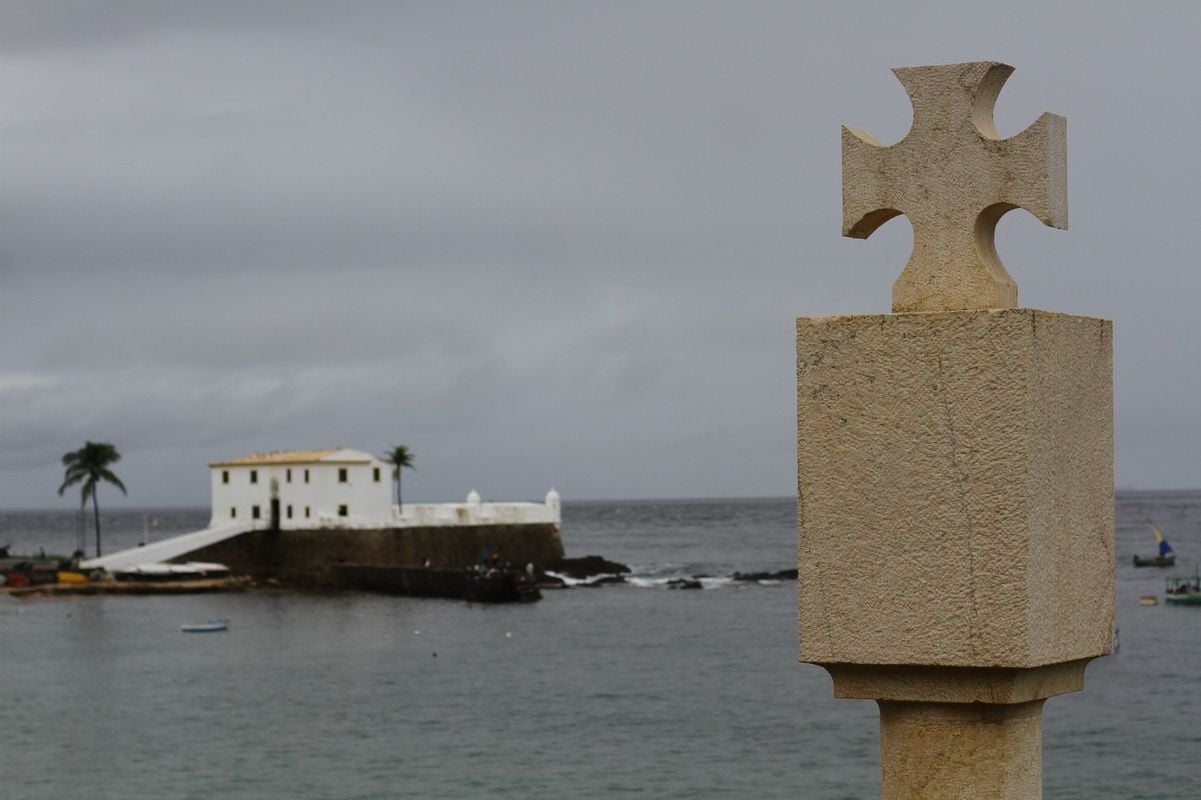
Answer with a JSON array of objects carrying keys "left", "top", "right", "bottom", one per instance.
[{"left": 1152, "top": 524, "right": 1176, "bottom": 558}]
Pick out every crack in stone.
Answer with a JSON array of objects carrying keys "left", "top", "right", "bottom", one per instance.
[{"left": 937, "top": 353, "right": 979, "bottom": 657}]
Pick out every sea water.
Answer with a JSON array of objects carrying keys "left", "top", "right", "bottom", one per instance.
[{"left": 0, "top": 494, "right": 1198, "bottom": 799}]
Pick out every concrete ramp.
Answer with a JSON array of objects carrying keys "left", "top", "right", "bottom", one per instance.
[{"left": 81, "top": 521, "right": 259, "bottom": 572}]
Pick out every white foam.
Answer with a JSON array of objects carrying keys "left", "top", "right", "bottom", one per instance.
[
  {"left": 623, "top": 575, "right": 736, "bottom": 590},
  {"left": 549, "top": 570, "right": 776, "bottom": 590},
  {"left": 545, "top": 571, "right": 624, "bottom": 587},
  {"left": 625, "top": 576, "right": 672, "bottom": 589}
]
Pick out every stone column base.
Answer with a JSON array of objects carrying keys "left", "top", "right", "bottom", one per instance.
[
  {"left": 880, "top": 699, "right": 1044, "bottom": 799},
  {"left": 824, "top": 659, "right": 1089, "bottom": 703},
  {"left": 813, "top": 660, "right": 1096, "bottom": 799}
]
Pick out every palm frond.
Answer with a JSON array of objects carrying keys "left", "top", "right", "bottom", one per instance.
[
  {"left": 59, "top": 441, "right": 126, "bottom": 498},
  {"left": 62, "top": 463, "right": 88, "bottom": 479},
  {"left": 58, "top": 471, "right": 84, "bottom": 495},
  {"left": 384, "top": 444, "right": 415, "bottom": 470},
  {"left": 98, "top": 468, "right": 128, "bottom": 495}
]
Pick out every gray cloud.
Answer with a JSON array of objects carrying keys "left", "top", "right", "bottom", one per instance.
[{"left": 2, "top": 1, "right": 1198, "bottom": 507}]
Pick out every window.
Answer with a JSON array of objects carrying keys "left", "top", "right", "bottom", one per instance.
[
  {"left": 230, "top": 507, "right": 237, "bottom": 519},
  {"left": 338, "top": 467, "right": 348, "bottom": 483},
  {"left": 222, "top": 470, "right": 229, "bottom": 484},
  {"left": 286, "top": 468, "right": 292, "bottom": 483},
  {"left": 304, "top": 469, "right": 310, "bottom": 483},
  {"left": 287, "top": 505, "right": 293, "bottom": 519},
  {"left": 304, "top": 506, "right": 311, "bottom": 518},
  {"left": 338, "top": 504, "right": 349, "bottom": 517},
  {"left": 252, "top": 505, "right": 261, "bottom": 520},
  {"left": 373, "top": 467, "right": 380, "bottom": 482},
  {"left": 250, "top": 469, "right": 258, "bottom": 484}
]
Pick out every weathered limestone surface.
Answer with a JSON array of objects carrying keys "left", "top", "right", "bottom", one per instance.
[
  {"left": 843, "top": 61, "right": 1066, "bottom": 313},
  {"left": 825, "top": 659, "right": 1088, "bottom": 703},
  {"left": 879, "top": 700, "right": 1044, "bottom": 800},
  {"left": 797, "top": 308, "right": 1114, "bottom": 668}
]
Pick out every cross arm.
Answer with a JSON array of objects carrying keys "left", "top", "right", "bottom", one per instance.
[
  {"left": 842, "top": 125, "right": 903, "bottom": 239},
  {"left": 988, "top": 112, "right": 1068, "bottom": 231}
]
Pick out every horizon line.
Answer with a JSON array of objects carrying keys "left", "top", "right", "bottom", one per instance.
[{"left": 2, "top": 487, "right": 1194, "bottom": 513}]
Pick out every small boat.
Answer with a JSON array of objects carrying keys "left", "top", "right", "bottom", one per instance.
[
  {"left": 181, "top": 618, "right": 230, "bottom": 633},
  {"left": 183, "top": 562, "right": 232, "bottom": 578},
  {"left": 1139, "top": 595, "right": 1159, "bottom": 606},
  {"left": 114, "top": 561, "right": 231, "bottom": 582},
  {"left": 1133, "top": 523, "right": 1176, "bottom": 567},
  {"left": 1165, "top": 570, "right": 1201, "bottom": 605},
  {"left": 114, "top": 563, "right": 175, "bottom": 581}
]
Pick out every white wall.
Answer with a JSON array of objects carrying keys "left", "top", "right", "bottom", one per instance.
[
  {"left": 392, "top": 488, "right": 560, "bottom": 527},
  {"left": 210, "top": 458, "right": 392, "bottom": 528},
  {"left": 211, "top": 470, "right": 561, "bottom": 532}
]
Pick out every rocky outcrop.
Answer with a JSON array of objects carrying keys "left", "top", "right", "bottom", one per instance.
[
  {"left": 551, "top": 555, "right": 631, "bottom": 579},
  {"left": 732, "top": 569, "right": 798, "bottom": 582}
]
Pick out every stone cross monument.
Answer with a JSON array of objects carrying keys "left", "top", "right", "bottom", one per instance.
[{"left": 797, "top": 61, "right": 1113, "bottom": 799}]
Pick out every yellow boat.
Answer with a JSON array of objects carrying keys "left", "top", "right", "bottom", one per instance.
[{"left": 56, "top": 571, "right": 88, "bottom": 585}]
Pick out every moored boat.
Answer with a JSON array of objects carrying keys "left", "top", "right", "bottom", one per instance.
[
  {"left": 1133, "top": 523, "right": 1176, "bottom": 567},
  {"left": 113, "top": 562, "right": 231, "bottom": 582},
  {"left": 181, "top": 618, "right": 230, "bottom": 633},
  {"left": 1164, "top": 572, "right": 1201, "bottom": 605},
  {"left": 185, "top": 562, "right": 232, "bottom": 578},
  {"left": 113, "top": 563, "right": 174, "bottom": 581}
]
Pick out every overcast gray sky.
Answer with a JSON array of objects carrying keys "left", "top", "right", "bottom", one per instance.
[{"left": 1, "top": 1, "right": 1197, "bottom": 508}]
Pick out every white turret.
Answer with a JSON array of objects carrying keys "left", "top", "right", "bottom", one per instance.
[{"left": 545, "top": 487, "right": 561, "bottom": 522}]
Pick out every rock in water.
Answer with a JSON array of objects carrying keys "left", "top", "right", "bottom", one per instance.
[
  {"left": 553, "top": 555, "right": 631, "bottom": 580},
  {"left": 732, "top": 569, "right": 798, "bottom": 582}
]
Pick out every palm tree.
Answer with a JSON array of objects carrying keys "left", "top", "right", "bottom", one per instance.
[
  {"left": 58, "top": 441, "right": 127, "bottom": 558},
  {"left": 383, "top": 445, "right": 415, "bottom": 510}
]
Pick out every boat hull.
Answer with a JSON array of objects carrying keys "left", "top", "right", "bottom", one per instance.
[
  {"left": 181, "top": 619, "right": 229, "bottom": 633},
  {"left": 1164, "top": 593, "right": 1201, "bottom": 605},
  {"left": 1165, "top": 573, "right": 1201, "bottom": 605},
  {"left": 1133, "top": 555, "right": 1175, "bottom": 567}
]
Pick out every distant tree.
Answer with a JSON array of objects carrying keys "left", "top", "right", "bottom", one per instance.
[
  {"left": 383, "top": 445, "right": 415, "bottom": 509},
  {"left": 58, "top": 441, "right": 127, "bottom": 558}
]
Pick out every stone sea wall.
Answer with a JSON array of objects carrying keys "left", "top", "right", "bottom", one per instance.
[{"left": 179, "top": 523, "right": 564, "bottom": 587}]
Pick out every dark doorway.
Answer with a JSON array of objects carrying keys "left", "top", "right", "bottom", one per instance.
[{"left": 270, "top": 498, "right": 281, "bottom": 530}]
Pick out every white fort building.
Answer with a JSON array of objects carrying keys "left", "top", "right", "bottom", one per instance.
[
  {"left": 210, "top": 448, "right": 392, "bottom": 528},
  {"left": 83, "top": 447, "right": 560, "bottom": 572},
  {"left": 210, "top": 448, "right": 561, "bottom": 529}
]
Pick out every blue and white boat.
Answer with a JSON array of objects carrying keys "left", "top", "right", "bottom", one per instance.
[
  {"left": 181, "top": 618, "right": 229, "bottom": 633},
  {"left": 1133, "top": 523, "right": 1176, "bottom": 567}
]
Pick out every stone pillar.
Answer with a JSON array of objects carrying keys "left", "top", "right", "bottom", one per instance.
[
  {"left": 798, "top": 62, "right": 1114, "bottom": 799},
  {"left": 879, "top": 700, "right": 1043, "bottom": 799}
]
